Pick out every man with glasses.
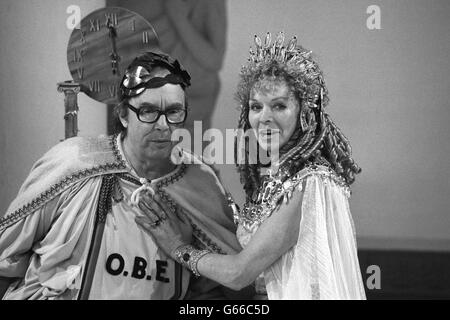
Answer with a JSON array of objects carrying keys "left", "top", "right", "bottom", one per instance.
[{"left": 0, "top": 52, "right": 251, "bottom": 300}]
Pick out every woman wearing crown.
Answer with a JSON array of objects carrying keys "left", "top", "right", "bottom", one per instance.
[{"left": 136, "top": 32, "right": 366, "bottom": 300}]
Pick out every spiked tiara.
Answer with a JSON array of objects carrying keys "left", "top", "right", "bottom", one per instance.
[{"left": 239, "top": 32, "right": 329, "bottom": 108}]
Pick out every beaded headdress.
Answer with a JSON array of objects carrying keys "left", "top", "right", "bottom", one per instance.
[
  {"left": 235, "top": 32, "right": 361, "bottom": 201},
  {"left": 238, "top": 31, "right": 329, "bottom": 111}
]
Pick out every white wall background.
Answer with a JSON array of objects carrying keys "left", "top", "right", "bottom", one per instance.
[
  {"left": 212, "top": 0, "right": 450, "bottom": 250},
  {"left": 0, "top": 0, "right": 106, "bottom": 216},
  {"left": 1, "top": 0, "right": 449, "bottom": 251}
]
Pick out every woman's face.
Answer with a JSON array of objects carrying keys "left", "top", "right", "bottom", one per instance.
[{"left": 248, "top": 79, "right": 300, "bottom": 153}]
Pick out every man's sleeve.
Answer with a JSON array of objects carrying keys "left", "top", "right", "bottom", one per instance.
[{"left": 0, "top": 192, "right": 63, "bottom": 280}]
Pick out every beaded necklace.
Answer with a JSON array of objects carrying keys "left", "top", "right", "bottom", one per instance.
[{"left": 235, "top": 158, "right": 349, "bottom": 232}]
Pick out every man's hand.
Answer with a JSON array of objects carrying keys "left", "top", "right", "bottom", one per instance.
[{"left": 135, "top": 191, "right": 193, "bottom": 259}]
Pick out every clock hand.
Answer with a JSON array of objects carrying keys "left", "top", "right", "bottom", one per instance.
[{"left": 107, "top": 18, "right": 121, "bottom": 76}]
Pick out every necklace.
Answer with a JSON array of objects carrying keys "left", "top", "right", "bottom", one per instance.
[
  {"left": 236, "top": 159, "right": 345, "bottom": 232},
  {"left": 238, "top": 165, "right": 290, "bottom": 231}
]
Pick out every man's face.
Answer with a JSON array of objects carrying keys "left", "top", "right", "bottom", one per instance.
[{"left": 121, "top": 71, "right": 186, "bottom": 162}]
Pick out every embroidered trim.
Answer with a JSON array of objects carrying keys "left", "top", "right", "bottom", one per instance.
[
  {"left": 111, "top": 174, "right": 124, "bottom": 203},
  {"left": 115, "top": 164, "right": 187, "bottom": 189},
  {"left": 116, "top": 172, "right": 141, "bottom": 185},
  {"left": 0, "top": 135, "right": 126, "bottom": 231},
  {"left": 156, "top": 187, "right": 182, "bottom": 219},
  {"left": 235, "top": 165, "right": 351, "bottom": 232},
  {"left": 156, "top": 184, "right": 227, "bottom": 255},
  {"left": 97, "top": 175, "right": 116, "bottom": 223},
  {"left": 190, "top": 222, "right": 227, "bottom": 255},
  {"left": 78, "top": 174, "right": 115, "bottom": 300},
  {"left": 110, "top": 134, "right": 128, "bottom": 169},
  {"left": 192, "top": 235, "right": 207, "bottom": 250},
  {"left": 155, "top": 165, "right": 187, "bottom": 189}
]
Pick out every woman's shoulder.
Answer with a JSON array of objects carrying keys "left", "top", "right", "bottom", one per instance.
[{"left": 286, "top": 164, "right": 351, "bottom": 197}]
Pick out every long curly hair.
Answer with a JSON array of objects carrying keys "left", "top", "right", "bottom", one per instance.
[{"left": 235, "top": 40, "right": 361, "bottom": 201}]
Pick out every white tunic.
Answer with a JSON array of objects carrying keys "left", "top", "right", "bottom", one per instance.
[{"left": 237, "top": 166, "right": 366, "bottom": 300}]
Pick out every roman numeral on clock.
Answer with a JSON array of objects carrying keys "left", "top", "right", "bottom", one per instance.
[
  {"left": 77, "top": 67, "right": 84, "bottom": 79},
  {"left": 89, "top": 80, "right": 101, "bottom": 92},
  {"left": 142, "top": 31, "right": 149, "bottom": 44},
  {"left": 108, "top": 85, "right": 118, "bottom": 97}
]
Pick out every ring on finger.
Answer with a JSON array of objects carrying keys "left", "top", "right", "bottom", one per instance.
[{"left": 149, "top": 219, "right": 162, "bottom": 228}]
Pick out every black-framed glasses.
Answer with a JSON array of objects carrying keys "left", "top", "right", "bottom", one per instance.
[{"left": 126, "top": 103, "right": 188, "bottom": 124}]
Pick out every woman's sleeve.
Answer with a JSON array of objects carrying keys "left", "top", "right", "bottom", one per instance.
[{"left": 264, "top": 174, "right": 366, "bottom": 300}]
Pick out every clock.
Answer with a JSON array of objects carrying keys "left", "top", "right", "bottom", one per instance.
[{"left": 67, "top": 7, "right": 160, "bottom": 105}]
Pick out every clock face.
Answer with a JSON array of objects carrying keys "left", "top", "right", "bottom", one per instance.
[{"left": 67, "top": 7, "right": 160, "bottom": 105}]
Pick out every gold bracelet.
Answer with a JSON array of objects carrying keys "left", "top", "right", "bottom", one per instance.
[
  {"left": 174, "top": 244, "right": 211, "bottom": 277},
  {"left": 189, "top": 249, "right": 210, "bottom": 277}
]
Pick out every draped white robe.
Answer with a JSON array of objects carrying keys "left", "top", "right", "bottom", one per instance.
[{"left": 237, "top": 166, "right": 366, "bottom": 300}]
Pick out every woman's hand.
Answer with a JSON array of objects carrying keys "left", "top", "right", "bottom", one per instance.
[{"left": 135, "top": 191, "right": 193, "bottom": 259}]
